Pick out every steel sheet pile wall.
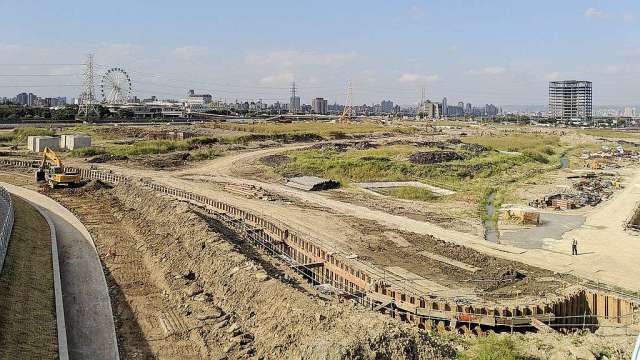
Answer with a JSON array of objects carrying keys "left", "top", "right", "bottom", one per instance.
[{"left": 1, "top": 158, "right": 638, "bottom": 331}]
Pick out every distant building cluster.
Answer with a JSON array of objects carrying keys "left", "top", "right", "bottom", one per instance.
[
  {"left": 417, "top": 97, "right": 501, "bottom": 119},
  {"left": 0, "top": 92, "right": 67, "bottom": 107}
]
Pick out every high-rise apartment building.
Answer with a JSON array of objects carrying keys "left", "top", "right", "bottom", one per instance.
[
  {"left": 442, "top": 97, "right": 448, "bottom": 116},
  {"left": 380, "top": 100, "right": 394, "bottom": 113},
  {"left": 311, "top": 97, "right": 328, "bottom": 114},
  {"left": 549, "top": 80, "right": 592, "bottom": 122}
]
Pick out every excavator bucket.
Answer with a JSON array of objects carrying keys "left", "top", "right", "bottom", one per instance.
[{"left": 35, "top": 169, "right": 45, "bottom": 182}]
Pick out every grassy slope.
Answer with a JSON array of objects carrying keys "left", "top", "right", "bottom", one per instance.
[{"left": 0, "top": 196, "right": 57, "bottom": 358}]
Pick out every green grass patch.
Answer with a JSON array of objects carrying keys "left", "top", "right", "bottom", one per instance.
[
  {"left": 116, "top": 140, "right": 190, "bottom": 156},
  {"left": 190, "top": 147, "right": 221, "bottom": 160},
  {"left": 458, "top": 335, "right": 534, "bottom": 360},
  {"left": 69, "top": 146, "right": 108, "bottom": 157},
  {"left": 377, "top": 186, "right": 440, "bottom": 201},
  {"left": 215, "top": 121, "right": 416, "bottom": 137},
  {"left": 0, "top": 131, "right": 14, "bottom": 142},
  {"left": 463, "top": 134, "right": 560, "bottom": 152},
  {"left": 12, "top": 127, "right": 56, "bottom": 143},
  {"left": 220, "top": 132, "right": 324, "bottom": 144},
  {"left": 273, "top": 143, "right": 563, "bottom": 203},
  {"left": 580, "top": 129, "right": 640, "bottom": 139}
]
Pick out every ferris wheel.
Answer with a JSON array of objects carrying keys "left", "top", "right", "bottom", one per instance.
[{"left": 100, "top": 67, "right": 132, "bottom": 104}]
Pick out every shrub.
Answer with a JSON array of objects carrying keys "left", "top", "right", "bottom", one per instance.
[
  {"left": 380, "top": 186, "right": 439, "bottom": 201},
  {"left": 12, "top": 127, "right": 55, "bottom": 143},
  {"left": 70, "top": 147, "right": 107, "bottom": 157},
  {"left": 459, "top": 335, "right": 528, "bottom": 360},
  {"left": 190, "top": 148, "right": 221, "bottom": 160}
]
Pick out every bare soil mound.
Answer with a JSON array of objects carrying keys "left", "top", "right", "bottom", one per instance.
[
  {"left": 110, "top": 182, "right": 456, "bottom": 359},
  {"left": 260, "top": 154, "right": 292, "bottom": 166},
  {"left": 87, "top": 154, "right": 129, "bottom": 163},
  {"left": 409, "top": 151, "right": 463, "bottom": 164}
]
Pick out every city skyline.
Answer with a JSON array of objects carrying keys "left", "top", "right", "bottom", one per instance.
[{"left": 1, "top": 0, "right": 639, "bottom": 106}]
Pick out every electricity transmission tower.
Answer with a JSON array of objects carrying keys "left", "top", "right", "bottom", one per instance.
[
  {"left": 77, "top": 53, "right": 100, "bottom": 119},
  {"left": 338, "top": 80, "right": 353, "bottom": 123},
  {"left": 289, "top": 81, "right": 297, "bottom": 114}
]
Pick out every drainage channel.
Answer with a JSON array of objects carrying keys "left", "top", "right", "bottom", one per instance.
[{"left": 483, "top": 191, "right": 500, "bottom": 243}]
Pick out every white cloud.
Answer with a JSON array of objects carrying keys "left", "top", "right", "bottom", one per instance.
[
  {"left": 465, "top": 67, "right": 506, "bottom": 76},
  {"left": 247, "top": 50, "right": 359, "bottom": 67},
  {"left": 544, "top": 72, "right": 563, "bottom": 81},
  {"left": 409, "top": 4, "right": 425, "bottom": 19},
  {"left": 584, "top": 8, "right": 605, "bottom": 19},
  {"left": 259, "top": 72, "right": 295, "bottom": 85},
  {"left": 584, "top": 8, "right": 635, "bottom": 22},
  {"left": 397, "top": 73, "right": 439, "bottom": 83},
  {"left": 172, "top": 46, "right": 209, "bottom": 61},
  {"left": 603, "top": 65, "right": 623, "bottom": 75}
]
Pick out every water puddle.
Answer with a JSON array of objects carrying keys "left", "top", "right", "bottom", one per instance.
[
  {"left": 483, "top": 191, "right": 500, "bottom": 243},
  {"left": 560, "top": 155, "right": 569, "bottom": 169}
]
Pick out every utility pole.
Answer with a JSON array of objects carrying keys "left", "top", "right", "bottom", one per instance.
[{"left": 77, "top": 53, "right": 100, "bottom": 119}]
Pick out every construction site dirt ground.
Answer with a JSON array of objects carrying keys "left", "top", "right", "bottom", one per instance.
[
  {"left": 0, "top": 169, "right": 638, "bottom": 359},
  {"left": 3, "top": 124, "right": 640, "bottom": 358},
  {"left": 11, "top": 126, "right": 634, "bottom": 295}
]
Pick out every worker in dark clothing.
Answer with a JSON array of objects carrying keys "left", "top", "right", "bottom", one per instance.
[{"left": 571, "top": 239, "right": 578, "bottom": 255}]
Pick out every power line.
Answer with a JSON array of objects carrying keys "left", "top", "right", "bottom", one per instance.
[
  {"left": 0, "top": 63, "right": 83, "bottom": 66},
  {"left": 0, "top": 74, "right": 81, "bottom": 77},
  {"left": 0, "top": 84, "right": 81, "bottom": 88}
]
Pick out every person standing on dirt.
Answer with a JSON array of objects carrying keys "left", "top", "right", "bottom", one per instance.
[{"left": 571, "top": 239, "right": 578, "bottom": 255}]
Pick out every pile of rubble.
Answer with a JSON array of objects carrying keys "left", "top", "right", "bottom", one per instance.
[
  {"left": 460, "top": 143, "right": 491, "bottom": 154},
  {"left": 530, "top": 174, "right": 619, "bottom": 210},
  {"left": 409, "top": 151, "right": 463, "bottom": 164},
  {"left": 309, "top": 140, "right": 378, "bottom": 152},
  {"left": 224, "top": 183, "right": 288, "bottom": 201}
]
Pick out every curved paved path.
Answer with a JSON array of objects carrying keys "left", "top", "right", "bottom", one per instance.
[{"left": 0, "top": 182, "right": 118, "bottom": 360}]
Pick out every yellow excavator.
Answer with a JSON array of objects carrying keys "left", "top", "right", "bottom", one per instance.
[{"left": 35, "top": 147, "right": 81, "bottom": 188}]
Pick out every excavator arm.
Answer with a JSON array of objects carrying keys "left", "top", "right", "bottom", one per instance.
[{"left": 39, "top": 147, "right": 63, "bottom": 168}]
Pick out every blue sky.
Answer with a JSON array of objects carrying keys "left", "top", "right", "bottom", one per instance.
[{"left": 1, "top": 0, "right": 639, "bottom": 106}]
